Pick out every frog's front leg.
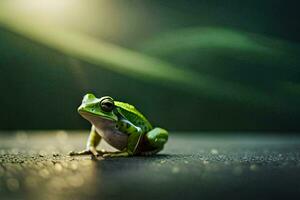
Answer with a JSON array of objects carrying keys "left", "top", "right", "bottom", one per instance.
[
  {"left": 103, "top": 119, "right": 143, "bottom": 158},
  {"left": 69, "top": 126, "right": 102, "bottom": 157}
]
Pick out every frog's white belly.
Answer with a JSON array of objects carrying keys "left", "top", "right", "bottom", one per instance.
[
  {"left": 94, "top": 126, "right": 128, "bottom": 150},
  {"left": 81, "top": 113, "right": 128, "bottom": 150}
]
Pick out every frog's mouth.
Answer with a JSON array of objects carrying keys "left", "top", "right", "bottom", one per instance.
[
  {"left": 78, "top": 110, "right": 117, "bottom": 122},
  {"left": 78, "top": 104, "right": 118, "bottom": 122},
  {"left": 79, "top": 111, "right": 117, "bottom": 129}
]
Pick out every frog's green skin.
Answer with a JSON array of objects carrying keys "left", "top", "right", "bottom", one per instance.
[{"left": 69, "top": 94, "right": 168, "bottom": 158}]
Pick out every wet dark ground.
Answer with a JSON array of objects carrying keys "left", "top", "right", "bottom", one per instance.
[{"left": 0, "top": 131, "right": 300, "bottom": 200}]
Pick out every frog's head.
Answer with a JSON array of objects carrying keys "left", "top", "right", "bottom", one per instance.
[{"left": 78, "top": 94, "right": 118, "bottom": 123}]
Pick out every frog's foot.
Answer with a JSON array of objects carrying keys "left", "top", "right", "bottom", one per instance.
[
  {"left": 146, "top": 127, "right": 168, "bottom": 149},
  {"left": 102, "top": 151, "right": 130, "bottom": 158},
  {"left": 69, "top": 147, "right": 106, "bottom": 157}
]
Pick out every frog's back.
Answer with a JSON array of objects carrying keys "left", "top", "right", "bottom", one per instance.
[{"left": 115, "top": 101, "right": 152, "bottom": 132}]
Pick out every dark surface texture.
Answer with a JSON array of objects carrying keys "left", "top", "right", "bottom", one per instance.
[{"left": 0, "top": 131, "right": 300, "bottom": 200}]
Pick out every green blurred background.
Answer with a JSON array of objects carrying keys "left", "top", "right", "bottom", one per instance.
[{"left": 0, "top": 0, "right": 299, "bottom": 131}]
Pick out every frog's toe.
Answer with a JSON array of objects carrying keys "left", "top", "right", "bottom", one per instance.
[
  {"left": 102, "top": 151, "right": 130, "bottom": 158},
  {"left": 69, "top": 151, "right": 76, "bottom": 156},
  {"left": 102, "top": 153, "right": 112, "bottom": 158},
  {"left": 102, "top": 152, "right": 119, "bottom": 158},
  {"left": 69, "top": 148, "right": 101, "bottom": 157},
  {"left": 69, "top": 150, "right": 89, "bottom": 156}
]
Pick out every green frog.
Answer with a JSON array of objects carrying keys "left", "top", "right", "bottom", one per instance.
[{"left": 69, "top": 94, "right": 168, "bottom": 158}]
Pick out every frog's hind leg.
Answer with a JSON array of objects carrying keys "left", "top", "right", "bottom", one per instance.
[
  {"left": 69, "top": 126, "right": 102, "bottom": 157},
  {"left": 142, "top": 127, "right": 168, "bottom": 155}
]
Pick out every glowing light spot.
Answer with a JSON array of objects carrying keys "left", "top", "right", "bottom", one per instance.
[
  {"left": 250, "top": 164, "right": 258, "bottom": 171},
  {"left": 56, "top": 131, "right": 68, "bottom": 143},
  {"left": 54, "top": 163, "right": 63, "bottom": 172},
  {"left": 25, "top": 176, "right": 37, "bottom": 188},
  {"left": 6, "top": 178, "right": 20, "bottom": 191},
  {"left": 210, "top": 149, "right": 219, "bottom": 155},
  {"left": 39, "top": 169, "right": 50, "bottom": 178},
  {"left": 70, "top": 162, "right": 78, "bottom": 170},
  {"left": 171, "top": 166, "right": 180, "bottom": 174},
  {"left": 16, "top": 131, "right": 28, "bottom": 143},
  {"left": 160, "top": 160, "right": 166, "bottom": 164},
  {"left": 67, "top": 175, "right": 84, "bottom": 188},
  {"left": 203, "top": 160, "right": 209, "bottom": 164}
]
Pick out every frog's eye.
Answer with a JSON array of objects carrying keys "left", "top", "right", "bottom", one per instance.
[{"left": 100, "top": 98, "right": 114, "bottom": 112}]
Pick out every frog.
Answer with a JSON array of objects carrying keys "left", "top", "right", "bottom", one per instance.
[{"left": 69, "top": 94, "right": 168, "bottom": 158}]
